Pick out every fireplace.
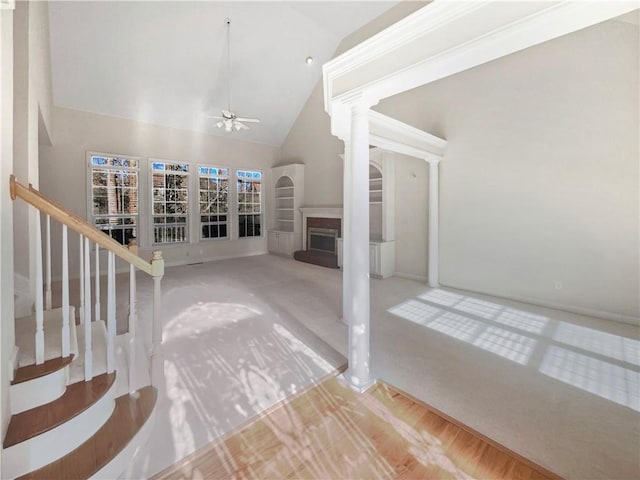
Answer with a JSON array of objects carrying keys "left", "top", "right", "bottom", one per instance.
[
  {"left": 294, "top": 213, "right": 342, "bottom": 268},
  {"left": 308, "top": 227, "right": 338, "bottom": 255}
]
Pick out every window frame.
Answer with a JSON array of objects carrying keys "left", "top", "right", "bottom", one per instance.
[
  {"left": 149, "top": 158, "right": 191, "bottom": 245},
  {"left": 236, "top": 169, "right": 263, "bottom": 239},
  {"left": 198, "top": 165, "right": 230, "bottom": 241},
  {"left": 86, "top": 151, "right": 141, "bottom": 246}
]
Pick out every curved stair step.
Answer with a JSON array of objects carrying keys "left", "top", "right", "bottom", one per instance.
[
  {"left": 12, "top": 355, "right": 74, "bottom": 385},
  {"left": 4, "top": 373, "right": 116, "bottom": 448},
  {"left": 18, "top": 386, "right": 157, "bottom": 480}
]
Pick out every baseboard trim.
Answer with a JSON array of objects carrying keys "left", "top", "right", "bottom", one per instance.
[
  {"left": 162, "top": 250, "right": 269, "bottom": 269},
  {"left": 393, "top": 272, "right": 427, "bottom": 282},
  {"left": 440, "top": 283, "right": 640, "bottom": 327}
]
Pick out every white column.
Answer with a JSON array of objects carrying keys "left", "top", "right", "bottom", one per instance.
[
  {"left": 427, "top": 158, "right": 440, "bottom": 288},
  {"left": 345, "top": 100, "right": 373, "bottom": 391},
  {"left": 341, "top": 141, "right": 351, "bottom": 326}
]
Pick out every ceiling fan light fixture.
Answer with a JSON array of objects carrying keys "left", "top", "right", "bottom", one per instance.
[{"left": 210, "top": 17, "right": 260, "bottom": 134}]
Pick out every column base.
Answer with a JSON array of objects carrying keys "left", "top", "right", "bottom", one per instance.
[
  {"left": 428, "top": 281, "right": 440, "bottom": 288},
  {"left": 337, "top": 371, "right": 377, "bottom": 394}
]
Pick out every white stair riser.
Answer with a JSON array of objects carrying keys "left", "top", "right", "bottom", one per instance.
[
  {"left": 10, "top": 367, "right": 68, "bottom": 415},
  {"left": 2, "top": 380, "right": 116, "bottom": 479}
]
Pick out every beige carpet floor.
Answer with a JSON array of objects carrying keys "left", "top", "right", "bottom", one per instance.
[{"left": 112, "top": 254, "right": 639, "bottom": 479}]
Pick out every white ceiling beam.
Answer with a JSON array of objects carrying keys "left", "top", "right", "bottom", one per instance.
[{"left": 324, "top": 1, "right": 639, "bottom": 115}]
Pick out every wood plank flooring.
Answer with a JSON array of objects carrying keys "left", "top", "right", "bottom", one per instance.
[
  {"left": 19, "top": 385, "right": 157, "bottom": 480},
  {"left": 154, "top": 377, "right": 561, "bottom": 480},
  {"left": 4, "top": 372, "right": 115, "bottom": 448}
]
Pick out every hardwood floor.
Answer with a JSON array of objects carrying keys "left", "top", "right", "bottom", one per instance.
[{"left": 153, "top": 376, "right": 561, "bottom": 480}]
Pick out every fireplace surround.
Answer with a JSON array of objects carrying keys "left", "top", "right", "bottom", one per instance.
[{"left": 294, "top": 209, "right": 342, "bottom": 268}]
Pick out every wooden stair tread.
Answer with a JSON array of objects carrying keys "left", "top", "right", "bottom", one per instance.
[
  {"left": 4, "top": 373, "right": 115, "bottom": 448},
  {"left": 18, "top": 386, "right": 157, "bottom": 480},
  {"left": 11, "top": 355, "right": 74, "bottom": 385}
]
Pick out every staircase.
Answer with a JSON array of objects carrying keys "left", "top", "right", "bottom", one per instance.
[{"left": 3, "top": 176, "right": 165, "bottom": 479}]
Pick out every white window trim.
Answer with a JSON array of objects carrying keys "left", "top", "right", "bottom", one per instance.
[
  {"left": 197, "top": 164, "right": 230, "bottom": 242},
  {"left": 86, "top": 150, "right": 141, "bottom": 247},
  {"left": 235, "top": 168, "right": 264, "bottom": 239},
  {"left": 149, "top": 158, "right": 191, "bottom": 246}
]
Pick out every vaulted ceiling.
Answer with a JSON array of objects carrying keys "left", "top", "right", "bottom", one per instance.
[{"left": 48, "top": 1, "right": 398, "bottom": 146}]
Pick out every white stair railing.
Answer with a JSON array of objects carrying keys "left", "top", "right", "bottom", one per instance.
[
  {"left": 61, "top": 225, "right": 70, "bottom": 358},
  {"left": 151, "top": 251, "right": 164, "bottom": 391},
  {"left": 127, "top": 239, "right": 138, "bottom": 394},
  {"left": 45, "top": 214, "right": 52, "bottom": 310},
  {"left": 79, "top": 233, "right": 85, "bottom": 323},
  {"left": 95, "top": 244, "right": 101, "bottom": 323},
  {"left": 34, "top": 209, "right": 44, "bottom": 365},
  {"left": 106, "top": 251, "right": 116, "bottom": 373},
  {"left": 83, "top": 236, "right": 93, "bottom": 381},
  {"left": 11, "top": 176, "right": 165, "bottom": 397}
]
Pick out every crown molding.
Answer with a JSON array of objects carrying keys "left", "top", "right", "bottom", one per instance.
[{"left": 0, "top": 0, "right": 15, "bottom": 10}]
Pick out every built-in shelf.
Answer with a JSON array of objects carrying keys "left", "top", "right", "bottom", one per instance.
[{"left": 269, "top": 165, "right": 304, "bottom": 257}]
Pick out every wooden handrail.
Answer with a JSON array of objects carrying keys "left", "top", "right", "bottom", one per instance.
[{"left": 10, "top": 175, "right": 155, "bottom": 276}]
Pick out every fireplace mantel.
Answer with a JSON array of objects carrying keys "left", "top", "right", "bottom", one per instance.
[{"left": 299, "top": 207, "right": 343, "bottom": 251}]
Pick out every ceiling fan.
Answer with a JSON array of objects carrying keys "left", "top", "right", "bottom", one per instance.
[{"left": 206, "top": 18, "right": 260, "bottom": 133}]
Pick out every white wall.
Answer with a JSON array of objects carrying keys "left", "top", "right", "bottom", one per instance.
[
  {"left": 39, "top": 107, "right": 280, "bottom": 277},
  {"left": 282, "top": 9, "right": 639, "bottom": 322},
  {"left": 1, "top": 4, "right": 15, "bottom": 447},
  {"left": 12, "top": 0, "right": 54, "bottom": 298},
  {"left": 375, "top": 18, "right": 639, "bottom": 322}
]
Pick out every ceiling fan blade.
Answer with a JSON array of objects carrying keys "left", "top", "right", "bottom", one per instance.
[
  {"left": 206, "top": 115, "right": 225, "bottom": 120},
  {"left": 235, "top": 117, "right": 260, "bottom": 123}
]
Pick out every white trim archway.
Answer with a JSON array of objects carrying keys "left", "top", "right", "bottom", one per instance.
[{"left": 324, "top": 0, "right": 639, "bottom": 391}]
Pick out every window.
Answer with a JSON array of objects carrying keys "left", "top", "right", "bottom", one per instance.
[
  {"left": 151, "top": 160, "right": 189, "bottom": 244},
  {"left": 199, "top": 166, "right": 229, "bottom": 240},
  {"left": 237, "top": 170, "right": 262, "bottom": 238},
  {"left": 89, "top": 153, "right": 139, "bottom": 245}
]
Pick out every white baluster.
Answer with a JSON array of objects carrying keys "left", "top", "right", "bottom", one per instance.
[
  {"left": 61, "top": 225, "right": 70, "bottom": 358},
  {"left": 94, "top": 244, "right": 100, "bottom": 321},
  {"left": 45, "top": 214, "right": 52, "bottom": 310},
  {"left": 83, "top": 237, "right": 93, "bottom": 381},
  {"left": 150, "top": 251, "right": 165, "bottom": 391},
  {"left": 35, "top": 210, "right": 45, "bottom": 365},
  {"left": 106, "top": 251, "right": 116, "bottom": 373},
  {"left": 128, "top": 263, "right": 137, "bottom": 394},
  {"left": 79, "top": 234, "right": 85, "bottom": 324}
]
